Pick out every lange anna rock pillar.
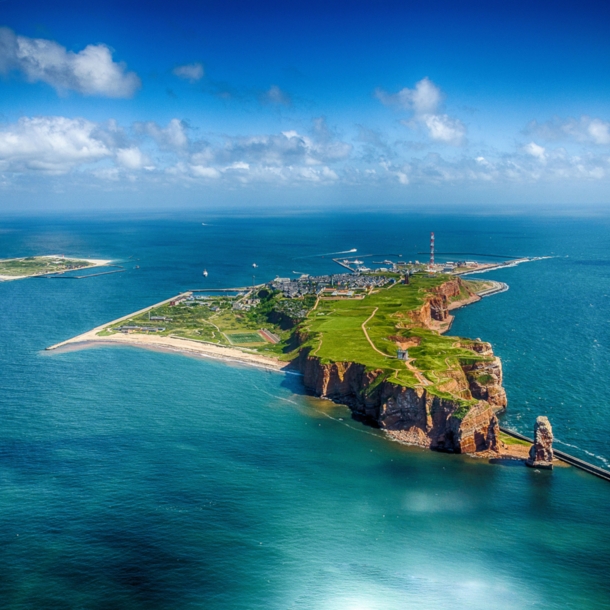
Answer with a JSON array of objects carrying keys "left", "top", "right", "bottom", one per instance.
[{"left": 526, "top": 416, "right": 554, "bottom": 470}]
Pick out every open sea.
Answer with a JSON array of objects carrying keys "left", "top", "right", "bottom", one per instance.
[{"left": 1, "top": 211, "right": 609, "bottom": 609}]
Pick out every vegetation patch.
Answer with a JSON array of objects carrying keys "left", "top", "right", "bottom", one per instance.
[
  {"left": 0, "top": 256, "right": 93, "bottom": 277},
  {"left": 499, "top": 432, "right": 531, "bottom": 447},
  {"left": 99, "top": 272, "right": 495, "bottom": 402},
  {"left": 225, "top": 331, "right": 266, "bottom": 345}
]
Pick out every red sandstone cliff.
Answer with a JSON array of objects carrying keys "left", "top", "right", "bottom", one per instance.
[
  {"left": 295, "top": 277, "right": 507, "bottom": 455},
  {"left": 405, "top": 277, "right": 475, "bottom": 330},
  {"left": 298, "top": 348, "right": 505, "bottom": 455}
]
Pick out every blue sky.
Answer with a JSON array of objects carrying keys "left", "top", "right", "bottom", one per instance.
[{"left": 1, "top": 0, "right": 609, "bottom": 211}]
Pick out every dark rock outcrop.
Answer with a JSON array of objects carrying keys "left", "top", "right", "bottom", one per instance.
[{"left": 526, "top": 416, "right": 554, "bottom": 469}]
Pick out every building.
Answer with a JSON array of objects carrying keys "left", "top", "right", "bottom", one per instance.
[{"left": 396, "top": 348, "right": 409, "bottom": 360}]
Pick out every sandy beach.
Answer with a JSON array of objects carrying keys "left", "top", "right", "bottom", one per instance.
[{"left": 47, "top": 326, "right": 288, "bottom": 372}]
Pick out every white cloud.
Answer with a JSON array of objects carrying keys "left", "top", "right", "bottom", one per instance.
[
  {"left": 525, "top": 116, "right": 610, "bottom": 146},
  {"left": 0, "top": 27, "right": 140, "bottom": 97},
  {"left": 376, "top": 77, "right": 441, "bottom": 115},
  {"left": 587, "top": 119, "right": 610, "bottom": 145},
  {"left": 524, "top": 142, "right": 546, "bottom": 161},
  {"left": 116, "top": 147, "right": 151, "bottom": 170},
  {"left": 135, "top": 119, "right": 189, "bottom": 151},
  {"left": 378, "top": 145, "right": 609, "bottom": 186},
  {"left": 3, "top": 115, "right": 607, "bottom": 190},
  {"left": 422, "top": 114, "right": 466, "bottom": 145},
  {"left": 172, "top": 62, "right": 204, "bottom": 82},
  {"left": 0, "top": 116, "right": 111, "bottom": 173},
  {"left": 0, "top": 115, "right": 347, "bottom": 180},
  {"left": 376, "top": 77, "right": 466, "bottom": 145},
  {"left": 214, "top": 126, "right": 352, "bottom": 168},
  {"left": 190, "top": 165, "right": 220, "bottom": 178}
]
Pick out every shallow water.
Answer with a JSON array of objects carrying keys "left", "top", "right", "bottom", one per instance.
[{"left": 1, "top": 212, "right": 609, "bottom": 609}]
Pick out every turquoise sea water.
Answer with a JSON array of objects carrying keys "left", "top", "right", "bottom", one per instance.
[{"left": 1, "top": 212, "right": 610, "bottom": 609}]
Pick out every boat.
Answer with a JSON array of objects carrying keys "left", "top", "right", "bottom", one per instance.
[
  {"left": 203, "top": 269, "right": 208, "bottom": 277},
  {"left": 252, "top": 263, "right": 258, "bottom": 268}
]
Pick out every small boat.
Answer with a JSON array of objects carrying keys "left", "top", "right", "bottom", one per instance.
[
  {"left": 252, "top": 263, "right": 258, "bottom": 268},
  {"left": 203, "top": 269, "right": 208, "bottom": 277}
]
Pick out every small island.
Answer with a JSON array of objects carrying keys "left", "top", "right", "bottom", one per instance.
[
  {"left": 49, "top": 265, "right": 529, "bottom": 459},
  {"left": 0, "top": 255, "right": 111, "bottom": 281}
]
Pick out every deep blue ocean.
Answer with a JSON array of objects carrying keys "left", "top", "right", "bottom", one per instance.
[{"left": 1, "top": 212, "right": 609, "bottom": 609}]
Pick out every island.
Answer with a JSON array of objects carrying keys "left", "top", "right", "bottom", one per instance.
[
  {"left": 48, "top": 266, "right": 532, "bottom": 459},
  {"left": 0, "top": 255, "right": 112, "bottom": 281}
]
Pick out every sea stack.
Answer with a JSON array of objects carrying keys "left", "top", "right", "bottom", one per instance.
[{"left": 526, "top": 416, "right": 554, "bottom": 469}]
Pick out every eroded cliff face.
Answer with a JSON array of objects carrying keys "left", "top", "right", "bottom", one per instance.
[
  {"left": 295, "top": 277, "right": 507, "bottom": 455},
  {"left": 298, "top": 349, "right": 503, "bottom": 455},
  {"left": 462, "top": 354, "right": 507, "bottom": 408},
  {"left": 430, "top": 278, "right": 462, "bottom": 321},
  {"left": 407, "top": 278, "right": 468, "bottom": 327}
]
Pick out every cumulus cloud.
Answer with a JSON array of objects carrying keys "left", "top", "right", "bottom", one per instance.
[
  {"left": 524, "top": 141, "right": 546, "bottom": 161},
  {"left": 190, "top": 165, "right": 220, "bottom": 178},
  {"left": 0, "top": 116, "right": 111, "bottom": 173},
  {"left": 525, "top": 116, "right": 610, "bottom": 145},
  {"left": 421, "top": 114, "right": 466, "bottom": 145},
  {"left": 376, "top": 77, "right": 441, "bottom": 115},
  {"left": 376, "top": 77, "right": 466, "bottom": 145},
  {"left": 134, "top": 119, "right": 189, "bottom": 151},
  {"left": 208, "top": 121, "right": 352, "bottom": 169},
  {"left": 172, "top": 62, "right": 204, "bottom": 82},
  {"left": 116, "top": 147, "right": 151, "bottom": 170},
  {"left": 0, "top": 27, "right": 140, "bottom": 97},
  {"left": 160, "top": 119, "right": 350, "bottom": 183},
  {"left": 0, "top": 112, "right": 352, "bottom": 185},
  {"left": 176, "top": 161, "right": 339, "bottom": 184},
  {"left": 2, "top": 114, "right": 607, "bottom": 189},
  {"left": 378, "top": 145, "right": 609, "bottom": 186}
]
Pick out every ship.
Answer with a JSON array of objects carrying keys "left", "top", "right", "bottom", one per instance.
[{"left": 203, "top": 269, "right": 208, "bottom": 277}]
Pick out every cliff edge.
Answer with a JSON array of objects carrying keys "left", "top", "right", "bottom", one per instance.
[{"left": 296, "top": 276, "right": 507, "bottom": 455}]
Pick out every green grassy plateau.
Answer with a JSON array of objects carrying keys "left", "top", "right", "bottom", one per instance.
[{"left": 101, "top": 273, "right": 495, "bottom": 406}]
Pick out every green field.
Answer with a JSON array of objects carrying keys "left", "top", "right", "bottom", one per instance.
[
  {"left": 499, "top": 432, "right": 531, "bottom": 447},
  {"left": 100, "top": 274, "right": 495, "bottom": 408},
  {"left": 295, "top": 274, "right": 491, "bottom": 404},
  {"left": 225, "top": 331, "right": 265, "bottom": 344},
  {"left": 102, "top": 293, "right": 291, "bottom": 358}
]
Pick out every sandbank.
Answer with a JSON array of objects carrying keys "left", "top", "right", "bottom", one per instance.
[{"left": 0, "top": 256, "right": 113, "bottom": 282}]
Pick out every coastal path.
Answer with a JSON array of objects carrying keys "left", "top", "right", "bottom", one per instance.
[
  {"left": 361, "top": 307, "right": 389, "bottom": 358},
  {"left": 361, "top": 307, "right": 432, "bottom": 388}
]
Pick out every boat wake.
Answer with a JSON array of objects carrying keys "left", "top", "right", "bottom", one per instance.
[{"left": 294, "top": 248, "right": 357, "bottom": 260}]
